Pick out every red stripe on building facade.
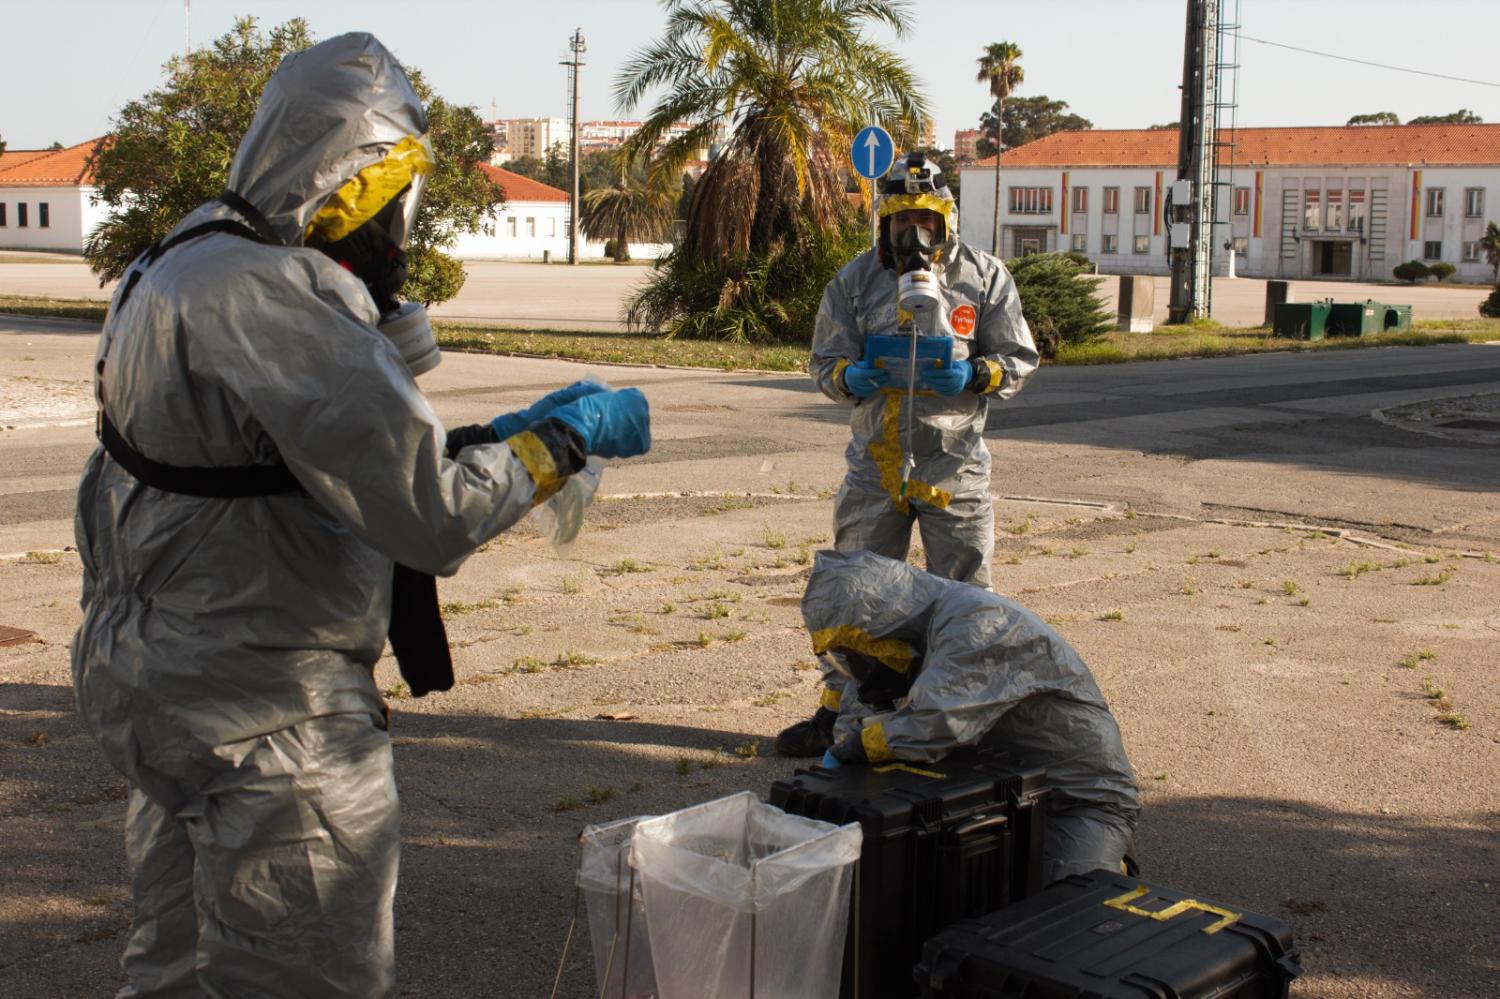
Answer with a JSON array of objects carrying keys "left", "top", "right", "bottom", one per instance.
[
  {"left": 1060, "top": 172, "right": 1069, "bottom": 235},
  {"left": 1153, "top": 171, "right": 1162, "bottom": 236},
  {"left": 1410, "top": 170, "right": 1421, "bottom": 239},
  {"left": 1253, "top": 171, "right": 1262, "bottom": 239}
]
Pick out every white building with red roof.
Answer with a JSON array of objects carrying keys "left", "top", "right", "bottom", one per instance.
[
  {"left": 0, "top": 139, "right": 111, "bottom": 253},
  {"left": 959, "top": 124, "right": 1500, "bottom": 283}
]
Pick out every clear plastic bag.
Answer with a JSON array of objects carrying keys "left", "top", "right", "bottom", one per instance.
[
  {"left": 578, "top": 816, "right": 658, "bottom": 999},
  {"left": 529, "top": 375, "right": 608, "bottom": 554},
  {"left": 629, "top": 792, "right": 862, "bottom": 999}
]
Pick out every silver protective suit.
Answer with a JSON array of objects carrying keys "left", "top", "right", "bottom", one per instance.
[
  {"left": 807, "top": 240, "right": 1039, "bottom": 712},
  {"left": 802, "top": 550, "right": 1140, "bottom": 882},
  {"left": 72, "top": 34, "right": 546, "bottom": 998}
]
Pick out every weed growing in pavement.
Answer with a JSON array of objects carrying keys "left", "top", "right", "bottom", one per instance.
[
  {"left": 1069, "top": 547, "right": 1089, "bottom": 559},
  {"left": 1006, "top": 553, "right": 1025, "bottom": 564},
  {"left": 762, "top": 523, "right": 787, "bottom": 549},
  {"left": 605, "top": 558, "right": 653, "bottom": 575},
  {"left": 1263, "top": 638, "right": 1277, "bottom": 647},
  {"left": 1066, "top": 516, "right": 1081, "bottom": 526},
  {"left": 1436, "top": 712, "right": 1470, "bottom": 730},
  {"left": 1239, "top": 579, "right": 1255, "bottom": 588},
  {"left": 1411, "top": 569, "right": 1455, "bottom": 586},
  {"left": 1180, "top": 581, "right": 1198, "bottom": 595},
  {"left": 793, "top": 547, "right": 812, "bottom": 565},
  {"left": 722, "top": 629, "right": 748, "bottom": 642},
  {"left": 660, "top": 602, "right": 676, "bottom": 614},
  {"left": 1099, "top": 610, "right": 1124, "bottom": 622},
  {"left": 691, "top": 544, "right": 726, "bottom": 570},
  {"left": 706, "top": 590, "right": 741, "bottom": 602},
  {"left": 1124, "top": 542, "right": 1137, "bottom": 554},
  {"left": 554, "top": 795, "right": 583, "bottom": 812},
  {"left": 674, "top": 758, "right": 693, "bottom": 776},
  {"left": 440, "top": 598, "right": 499, "bottom": 617},
  {"left": 513, "top": 656, "right": 546, "bottom": 674},
  {"left": 1297, "top": 598, "right": 1310, "bottom": 607},
  {"left": 734, "top": 739, "right": 762, "bottom": 759},
  {"left": 501, "top": 585, "right": 526, "bottom": 605},
  {"left": 1216, "top": 624, "right": 1241, "bottom": 632},
  {"left": 1397, "top": 650, "right": 1436, "bottom": 669},
  {"left": 1341, "top": 561, "right": 1379, "bottom": 579},
  {"left": 1041, "top": 546, "right": 1054, "bottom": 556},
  {"left": 584, "top": 784, "right": 616, "bottom": 805},
  {"left": 22, "top": 551, "right": 63, "bottom": 565},
  {"left": 1187, "top": 555, "right": 1200, "bottom": 565},
  {"left": 513, "top": 623, "right": 534, "bottom": 636},
  {"left": 1152, "top": 772, "right": 1169, "bottom": 781},
  {"left": 384, "top": 682, "right": 410, "bottom": 700},
  {"left": 1421, "top": 677, "right": 1445, "bottom": 701},
  {"left": 1255, "top": 597, "right": 1268, "bottom": 605},
  {"left": 710, "top": 496, "right": 755, "bottom": 514},
  {"left": 697, "top": 631, "right": 714, "bottom": 647},
  {"left": 560, "top": 571, "right": 591, "bottom": 595},
  {"left": 1280, "top": 580, "right": 1300, "bottom": 596},
  {"left": 699, "top": 603, "right": 731, "bottom": 620},
  {"left": 754, "top": 690, "right": 790, "bottom": 707},
  {"left": 554, "top": 650, "right": 599, "bottom": 669},
  {"left": 1207, "top": 549, "right": 1223, "bottom": 559},
  {"left": 1125, "top": 507, "right": 1139, "bottom": 519}
]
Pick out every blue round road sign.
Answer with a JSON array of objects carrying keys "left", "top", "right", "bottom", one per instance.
[{"left": 852, "top": 125, "right": 895, "bottom": 180}]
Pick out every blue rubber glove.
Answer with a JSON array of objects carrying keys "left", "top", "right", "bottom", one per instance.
[
  {"left": 842, "top": 363, "right": 890, "bottom": 399},
  {"left": 918, "top": 359, "right": 974, "bottom": 396},
  {"left": 820, "top": 750, "right": 842, "bottom": 770},
  {"left": 549, "top": 387, "right": 651, "bottom": 459},
  {"left": 489, "top": 381, "right": 608, "bottom": 439}
]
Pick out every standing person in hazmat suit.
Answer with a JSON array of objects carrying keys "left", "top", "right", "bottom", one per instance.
[
  {"left": 71, "top": 33, "right": 650, "bottom": 997},
  {"left": 802, "top": 550, "right": 1140, "bottom": 883},
  {"left": 776, "top": 152, "right": 1040, "bottom": 757}
]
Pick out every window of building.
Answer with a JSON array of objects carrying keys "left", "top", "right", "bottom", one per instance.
[
  {"left": 1233, "top": 187, "right": 1250, "bottom": 215},
  {"left": 526, "top": 217, "right": 536, "bottom": 237},
  {"left": 506, "top": 216, "right": 516, "bottom": 238},
  {"left": 1423, "top": 240, "right": 1443, "bottom": 261},
  {"left": 1133, "top": 187, "right": 1151, "bottom": 214},
  {"left": 1462, "top": 241, "right": 1480, "bottom": 262},
  {"left": 1303, "top": 190, "right": 1320, "bottom": 231},
  {"left": 17, "top": 203, "right": 28, "bottom": 228},
  {"left": 1103, "top": 187, "right": 1119, "bottom": 214},
  {"left": 1070, "top": 233, "right": 1087, "bottom": 252},
  {"left": 1465, "top": 188, "right": 1484, "bottom": 218},
  {"left": 1348, "top": 190, "right": 1366, "bottom": 233},
  {"left": 1008, "top": 186, "right": 1053, "bottom": 215},
  {"left": 547, "top": 217, "right": 557, "bottom": 237},
  {"left": 1072, "top": 187, "right": 1087, "bottom": 214},
  {"left": 1425, "top": 188, "right": 1445, "bottom": 218},
  {"left": 1325, "top": 190, "right": 1342, "bottom": 231},
  {"left": 1232, "top": 236, "right": 1249, "bottom": 255},
  {"left": 1133, "top": 234, "right": 1150, "bottom": 254},
  {"left": 1102, "top": 234, "right": 1118, "bottom": 254},
  {"left": 0, "top": 203, "right": 6, "bottom": 226},
  {"left": 38, "top": 202, "right": 49, "bottom": 228}
]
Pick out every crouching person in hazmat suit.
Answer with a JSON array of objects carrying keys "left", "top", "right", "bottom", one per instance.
[
  {"left": 802, "top": 551, "right": 1140, "bottom": 883},
  {"left": 70, "top": 33, "right": 650, "bottom": 997},
  {"left": 777, "top": 153, "right": 1041, "bottom": 758}
]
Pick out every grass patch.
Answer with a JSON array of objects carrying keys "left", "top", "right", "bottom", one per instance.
[
  {"left": 440, "top": 598, "right": 498, "bottom": 617},
  {"left": 1398, "top": 649, "right": 1436, "bottom": 669},
  {"left": 554, "top": 649, "right": 600, "bottom": 669},
  {"left": 1099, "top": 610, "right": 1124, "bottom": 622},
  {"left": 603, "top": 558, "right": 653, "bottom": 576},
  {"left": 383, "top": 681, "right": 410, "bottom": 700},
  {"left": 722, "top": 628, "right": 748, "bottom": 642},
  {"left": 1411, "top": 568, "right": 1455, "bottom": 586},
  {"left": 1280, "top": 580, "right": 1300, "bottom": 596},
  {"left": 1436, "top": 712, "right": 1470, "bottom": 731},
  {"left": 21, "top": 550, "right": 64, "bottom": 565}
]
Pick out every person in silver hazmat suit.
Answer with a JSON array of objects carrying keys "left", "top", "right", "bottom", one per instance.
[
  {"left": 777, "top": 153, "right": 1041, "bottom": 758},
  {"left": 70, "top": 33, "right": 649, "bottom": 997},
  {"left": 802, "top": 550, "right": 1140, "bottom": 883}
]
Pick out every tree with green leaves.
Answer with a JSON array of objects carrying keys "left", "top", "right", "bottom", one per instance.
[
  {"left": 581, "top": 153, "right": 676, "bottom": 262},
  {"left": 1147, "top": 122, "right": 1178, "bottom": 131},
  {"left": 1006, "top": 252, "right": 1110, "bottom": 359},
  {"left": 84, "top": 16, "right": 501, "bottom": 305},
  {"left": 1480, "top": 221, "right": 1500, "bottom": 284},
  {"left": 1347, "top": 111, "right": 1400, "bottom": 126},
  {"left": 615, "top": 0, "right": 928, "bottom": 343},
  {"left": 976, "top": 95, "right": 1090, "bottom": 157},
  {"left": 976, "top": 42, "right": 1024, "bottom": 257},
  {"left": 1407, "top": 109, "right": 1483, "bottom": 125}
]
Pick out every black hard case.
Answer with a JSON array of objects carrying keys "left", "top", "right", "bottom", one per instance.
[
  {"left": 916, "top": 870, "right": 1301, "bottom": 999},
  {"left": 769, "top": 751, "right": 1049, "bottom": 999}
]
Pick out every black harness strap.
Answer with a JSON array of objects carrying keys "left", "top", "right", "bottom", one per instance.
[{"left": 97, "top": 197, "right": 454, "bottom": 698}]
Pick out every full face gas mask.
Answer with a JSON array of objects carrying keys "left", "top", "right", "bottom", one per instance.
[
  {"left": 307, "top": 135, "right": 438, "bottom": 375},
  {"left": 824, "top": 646, "right": 921, "bottom": 711}
]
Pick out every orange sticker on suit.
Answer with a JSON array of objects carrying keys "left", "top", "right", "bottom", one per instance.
[{"left": 950, "top": 304, "right": 977, "bottom": 336}]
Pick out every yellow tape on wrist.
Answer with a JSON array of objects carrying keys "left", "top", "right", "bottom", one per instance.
[
  {"left": 981, "top": 358, "right": 1006, "bottom": 394},
  {"left": 859, "top": 721, "right": 893, "bottom": 764},
  {"left": 505, "top": 430, "right": 566, "bottom": 505},
  {"left": 819, "top": 686, "right": 843, "bottom": 711}
]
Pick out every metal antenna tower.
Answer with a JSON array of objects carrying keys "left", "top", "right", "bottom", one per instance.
[{"left": 560, "top": 28, "right": 587, "bottom": 265}]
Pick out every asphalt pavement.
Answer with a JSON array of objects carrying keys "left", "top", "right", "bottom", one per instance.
[{"left": 1, "top": 315, "right": 1497, "bottom": 997}]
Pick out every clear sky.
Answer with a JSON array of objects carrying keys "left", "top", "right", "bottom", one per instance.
[{"left": 4, "top": 0, "right": 1499, "bottom": 150}]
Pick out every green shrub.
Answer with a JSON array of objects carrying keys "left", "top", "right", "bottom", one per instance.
[
  {"left": 602, "top": 238, "right": 618, "bottom": 259},
  {"left": 1006, "top": 252, "right": 1112, "bottom": 358},
  {"left": 1428, "top": 261, "right": 1456, "bottom": 282},
  {"left": 1480, "top": 287, "right": 1500, "bottom": 318},
  {"left": 625, "top": 220, "right": 865, "bottom": 344},
  {"left": 404, "top": 247, "right": 467, "bottom": 306},
  {"left": 1392, "top": 260, "right": 1430, "bottom": 283}
]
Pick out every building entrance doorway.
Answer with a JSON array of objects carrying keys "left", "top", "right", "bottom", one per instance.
[
  {"left": 1315, "top": 240, "right": 1352, "bottom": 276},
  {"left": 1011, "top": 228, "right": 1048, "bottom": 258}
]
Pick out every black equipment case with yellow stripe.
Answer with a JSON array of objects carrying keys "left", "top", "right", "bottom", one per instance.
[
  {"left": 769, "top": 750, "right": 1049, "bottom": 999},
  {"left": 915, "top": 870, "right": 1301, "bottom": 998}
]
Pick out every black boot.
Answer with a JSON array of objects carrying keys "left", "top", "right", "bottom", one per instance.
[{"left": 775, "top": 707, "right": 838, "bottom": 758}]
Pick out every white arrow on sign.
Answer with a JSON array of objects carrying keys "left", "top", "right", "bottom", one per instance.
[{"left": 864, "top": 129, "right": 883, "bottom": 180}]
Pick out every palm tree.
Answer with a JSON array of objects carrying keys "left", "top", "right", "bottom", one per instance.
[
  {"left": 976, "top": 42, "right": 1024, "bottom": 257},
  {"left": 615, "top": 0, "right": 927, "bottom": 267},
  {"left": 1481, "top": 220, "right": 1500, "bottom": 285},
  {"left": 582, "top": 153, "right": 676, "bottom": 262}
]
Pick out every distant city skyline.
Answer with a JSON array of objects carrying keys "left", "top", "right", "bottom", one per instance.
[{"left": 3, "top": 0, "right": 1498, "bottom": 151}]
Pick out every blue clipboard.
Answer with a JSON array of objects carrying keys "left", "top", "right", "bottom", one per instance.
[{"left": 860, "top": 334, "right": 953, "bottom": 389}]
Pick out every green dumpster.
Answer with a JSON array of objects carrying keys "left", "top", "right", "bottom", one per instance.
[
  {"left": 1379, "top": 303, "right": 1413, "bottom": 332},
  {"left": 1273, "top": 301, "right": 1332, "bottom": 340},
  {"left": 1327, "top": 300, "right": 1412, "bottom": 336}
]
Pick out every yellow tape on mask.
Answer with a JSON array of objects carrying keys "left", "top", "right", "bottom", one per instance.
[
  {"left": 306, "top": 135, "right": 433, "bottom": 244},
  {"left": 810, "top": 625, "right": 918, "bottom": 674}
]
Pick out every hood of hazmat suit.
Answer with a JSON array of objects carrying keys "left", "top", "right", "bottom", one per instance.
[
  {"left": 801, "top": 551, "right": 1140, "bottom": 840},
  {"left": 73, "top": 33, "right": 558, "bottom": 806},
  {"left": 809, "top": 196, "right": 1039, "bottom": 516}
]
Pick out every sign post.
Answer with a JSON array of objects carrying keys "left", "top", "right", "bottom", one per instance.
[{"left": 851, "top": 125, "right": 895, "bottom": 249}]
